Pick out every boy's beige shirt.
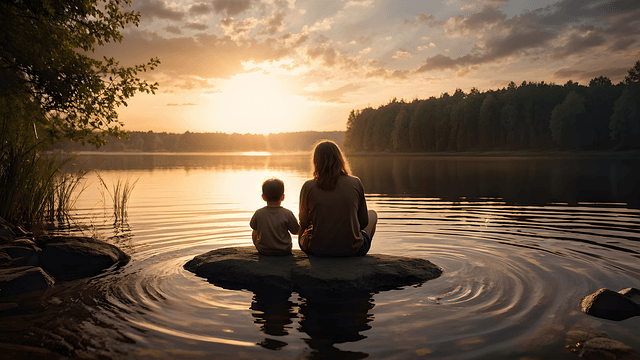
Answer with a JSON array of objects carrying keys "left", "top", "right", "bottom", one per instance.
[{"left": 250, "top": 206, "right": 300, "bottom": 255}]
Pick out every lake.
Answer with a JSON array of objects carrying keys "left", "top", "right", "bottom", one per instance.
[{"left": 2, "top": 152, "right": 640, "bottom": 359}]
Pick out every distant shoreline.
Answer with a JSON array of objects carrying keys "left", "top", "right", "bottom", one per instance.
[{"left": 51, "top": 149, "right": 640, "bottom": 159}]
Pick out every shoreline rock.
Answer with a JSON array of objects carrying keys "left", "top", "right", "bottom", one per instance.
[
  {"left": 1, "top": 218, "right": 130, "bottom": 298},
  {"left": 184, "top": 246, "right": 443, "bottom": 293},
  {"left": 581, "top": 287, "right": 640, "bottom": 321}
]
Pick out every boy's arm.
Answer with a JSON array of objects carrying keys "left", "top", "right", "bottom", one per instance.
[
  {"left": 288, "top": 210, "right": 300, "bottom": 235},
  {"left": 251, "top": 229, "right": 258, "bottom": 245}
]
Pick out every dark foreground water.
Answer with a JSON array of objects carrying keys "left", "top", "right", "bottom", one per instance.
[{"left": 1, "top": 153, "right": 639, "bottom": 359}]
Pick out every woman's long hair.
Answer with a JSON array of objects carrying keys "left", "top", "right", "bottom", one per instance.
[{"left": 312, "top": 140, "right": 351, "bottom": 191}]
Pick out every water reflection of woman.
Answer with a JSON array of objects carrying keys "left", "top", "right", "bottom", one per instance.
[{"left": 298, "top": 140, "right": 377, "bottom": 256}]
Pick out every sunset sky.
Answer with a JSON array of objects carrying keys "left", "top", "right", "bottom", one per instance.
[{"left": 99, "top": 0, "right": 640, "bottom": 134}]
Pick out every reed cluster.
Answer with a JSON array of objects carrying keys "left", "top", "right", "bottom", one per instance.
[{"left": 97, "top": 174, "right": 139, "bottom": 224}]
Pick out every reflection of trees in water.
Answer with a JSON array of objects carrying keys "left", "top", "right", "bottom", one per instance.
[
  {"left": 63, "top": 154, "right": 640, "bottom": 208},
  {"left": 350, "top": 156, "right": 640, "bottom": 208},
  {"left": 62, "top": 154, "right": 312, "bottom": 173},
  {"left": 250, "top": 288, "right": 374, "bottom": 358}
]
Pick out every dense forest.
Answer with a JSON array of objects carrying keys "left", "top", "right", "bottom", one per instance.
[
  {"left": 53, "top": 131, "right": 345, "bottom": 153},
  {"left": 344, "top": 61, "right": 640, "bottom": 153}
]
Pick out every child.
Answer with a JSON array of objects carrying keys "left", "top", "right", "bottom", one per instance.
[{"left": 250, "top": 178, "right": 300, "bottom": 255}]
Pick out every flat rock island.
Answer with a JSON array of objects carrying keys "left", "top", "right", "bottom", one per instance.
[{"left": 184, "top": 246, "right": 443, "bottom": 292}]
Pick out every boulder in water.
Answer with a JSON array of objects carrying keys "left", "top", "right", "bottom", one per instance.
[
  {"left": 0, "top": 266, "right": 55, "bottom": 297},
  {"left": 580, "top": 288, "right": 640, "bottom": 321},
  {"left": 38, "top": 236, "right": 130, "bottom": 281},
  {"left": 184, "top": 246, "right": 443, "bottom": 292}
]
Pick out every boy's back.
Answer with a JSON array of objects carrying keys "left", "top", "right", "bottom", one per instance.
[{"left": 250, "top": 206, "right": 300, "bottom": 255}]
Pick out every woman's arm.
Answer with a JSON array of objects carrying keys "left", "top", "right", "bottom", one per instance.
[
  {"left": 357, "top": 179, "right": 369, "bottom": 230},
  {"left": 298, "top": 182, "right": 311, "bottom": 235}
]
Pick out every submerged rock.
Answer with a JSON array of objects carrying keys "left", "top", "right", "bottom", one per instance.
[
  {"left": 0, "top": 219, "right": 131, "bottom": 298},
  {"left": 579, "top": 337, "right": 638, "bottom": 360},
  {"left": 38, "top": 236, "right": 131, "bottom": 281},
  {"left": 184, "top": 246, "right": 443, "bottom": 292},
  {"left": 0, "top": 237, "right": 41, "bottom": 267},
  {"left": 580, "top": 288, "right": 640, "bottom": 321},
  {"left": 0, "top": 266, "right": 55, "bottom": 297}
]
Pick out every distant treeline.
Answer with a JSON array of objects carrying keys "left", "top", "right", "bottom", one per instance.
[
  {"left": 54, "top": 131, "right": 345, "bottom": 153},
  {"left": 344, "top": 66, "right": 640, "bottom": 152}
]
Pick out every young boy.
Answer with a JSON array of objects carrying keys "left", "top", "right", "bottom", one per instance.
[{"left": 250, "top": 178, "right": 300, "bottom": 255}]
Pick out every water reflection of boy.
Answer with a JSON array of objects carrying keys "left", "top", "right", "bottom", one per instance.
[{"left": 251, "top": 288, "right": 297, "bottom": 350}]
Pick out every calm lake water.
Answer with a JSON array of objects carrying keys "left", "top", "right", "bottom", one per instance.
[{"left": 3, "top": 152, "right": 640, "bottom": 359}]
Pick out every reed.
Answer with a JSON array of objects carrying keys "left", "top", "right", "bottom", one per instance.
[
  {"left": 97, "top": 173, "right": 139, "bottom": 223},
  {"left": 0, "top": 151, "right": 75, "bottom": 227},
  {"left": 46, "top": 170, "right": 88, "bottom": 222}
]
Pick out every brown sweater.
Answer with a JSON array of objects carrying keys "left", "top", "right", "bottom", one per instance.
[
  {"left": 298, "top": 175, "right": 369, "bottom": 256},
  {"left": 250, "top": 206, "right": 300, "bottom": 255}
]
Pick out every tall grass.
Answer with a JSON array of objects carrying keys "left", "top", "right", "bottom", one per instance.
[
  {"left": 96, "top": 174, "right": 139, "bottom": 224},
  {"left": 0, "top": 152, "right": 86, "bottom": 228},
  {"left": 46, "top": 170, "right": 88, "bottom": 222}
]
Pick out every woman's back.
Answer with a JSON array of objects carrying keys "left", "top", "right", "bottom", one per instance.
[{"left": 298, "top": 175, "right": 369, "bottom": 256}]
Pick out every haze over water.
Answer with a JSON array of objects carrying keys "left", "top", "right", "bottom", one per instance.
[{"left": 5, "top": 152, "right": 635, "bottom": 359}]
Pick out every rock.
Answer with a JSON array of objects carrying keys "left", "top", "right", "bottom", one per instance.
[
  {"left": 581, "top": 288, "right": 640, "bottom": 321},
  {"left": 0, "top": 266, "right": 55, "bottom": 298},
  {"left": 39, "top": 236, "right": 130, "bottom": 281},
  {"left": 0, "top": 238, "right": 41, "bottom": 267},
  {"left": 579, "top": 337, "right": 639, "bottom": 360},
  {"left": 619, "top": 287, "right": 640, "bottom": 306},
  {"left": 184, "top": 246, "right": 443, "bottom": 292},
  {"left": 0, "top": 227, "right": 14, "bottom": 238}
]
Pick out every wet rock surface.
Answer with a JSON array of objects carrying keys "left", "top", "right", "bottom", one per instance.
[
  {"left": 0, "top": 218, "right": 130, "bottom": 297},
  {"left": 38, "top": 236, "right": 130, "bottom": 281},
  {"left": 184, "top": 246, "right": 444, "bottom": 292},
  {"left": 0, "top": 266, "right": 55, "bottom": 298},
  {"left": 581, "top": 288, "right": 640, "bottom": 321}
]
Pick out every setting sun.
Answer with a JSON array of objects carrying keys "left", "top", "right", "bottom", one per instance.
[{"left": 205, "top": 72, "right": 308, "bottom": 134}]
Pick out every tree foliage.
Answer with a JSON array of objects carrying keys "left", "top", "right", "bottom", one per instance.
[
  {"left": 343, "top": 60, "right": 640, "bottom": 153},
  {"left": 1, "top": 0, "right": 159, "bottom": 147},
  {"left": 1, "top": 0, "right": 159, "bottom": 225}
]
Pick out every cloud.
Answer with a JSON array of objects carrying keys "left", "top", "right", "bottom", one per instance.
[
  {"left": 309, "top": 17, "right": 334, "bottom": 32},
  {"left": 392, "top": 49, "right": 412, "bottom": 59},
  {"left": 549, "top": 28, "right": 606, "bottom": 60},
  {"left": 184, "top": 23, "right": 209, "bottom": 31},
  {"left": 306, "top": 43, "right": 359, "bottom": 70},
  {"left": 212, "top": 0, "right": 255, "bottom": 16},
  {"left": 94, "top": 30, "right": 310, "bottom": 81},
  {"left": 136, "top": 0, "right": 185, "bottom": 21},
  {"left": 306, "top": 83, "right": 362, "bottom": 103},
  {"left": 165, "top": 25, "right": 182, "bottom": 35},
  {"left": 537, "top": 0, "right": 640, "bottom": 26},
  {"left": 364, "top": 67, "right": 410, "bottom": 80},
  {"left": 417, "top": 42, "right": 436, "bottom": 51},
  {"left": 552, "top": 66, "right": 630, "bottom": 83},
  {"left": 438, "top": 6, "right": 507, "bottom": 37},
  {"left": 404, "top": 13, "right": 435, "bottom": 26},
  {"left": 415, "top": 1, "right": 640, "bottom": 74},
  {"left": 189, "top": 2, "right": 213, "bottom": 16},
  {"left": 220, "top": 17, "right": 259, "bottom": 40},
  {"left": 258, "top": 10, "right": 287, "bottom": 35},
  {"left": 345, "top": 1, "right": 374, "bottom": 8},
  {"left": 175, "top": 77, "right": 217, "bottom": 91}
]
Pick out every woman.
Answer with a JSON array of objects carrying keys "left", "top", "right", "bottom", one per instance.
[{"left": 298, "top": 140, "right": 377, "bottom": 256}]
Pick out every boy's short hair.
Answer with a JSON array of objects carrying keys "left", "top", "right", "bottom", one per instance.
[{"left": 262, "top": 177, "right": 285, "bottom": 202}]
